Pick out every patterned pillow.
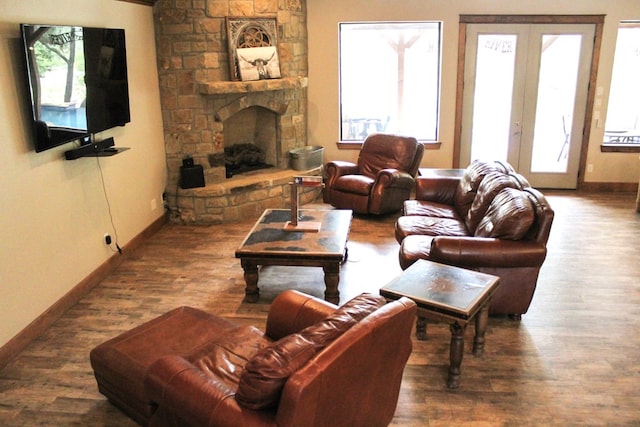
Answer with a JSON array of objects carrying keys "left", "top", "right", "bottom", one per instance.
[{"left": 235, "top": 293, "right": 385, "bottom": 409}]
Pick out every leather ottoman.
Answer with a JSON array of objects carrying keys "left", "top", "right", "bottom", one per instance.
[{"left": 89, "top": 307, "right": 237, "bottom": 425}]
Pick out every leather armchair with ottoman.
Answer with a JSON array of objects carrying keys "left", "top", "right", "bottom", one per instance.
[
  {"left": 90, "top": 290, "right": 417, "bottom": 427},
  {"left": 323, "top": 133, "right": 424, "bottom": 215},
  {"left": 394, "top": 160, "right": 554, "bottom": 319}
]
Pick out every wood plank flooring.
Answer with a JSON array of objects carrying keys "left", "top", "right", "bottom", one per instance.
[{"left": 1, "top": 191, "right": 639, "bottom": 426}]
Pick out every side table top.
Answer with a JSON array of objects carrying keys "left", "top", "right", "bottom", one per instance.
[
  {"left": 236, "top": 209, "right": 353, "bottom": 259},
  {"left": 380, "top": 260, "right": 500, "bottom": 320},
  {"left": 418, "top": 168, "right": 465, "bottom": 178}
]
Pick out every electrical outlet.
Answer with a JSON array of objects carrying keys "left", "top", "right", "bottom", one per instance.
[
  {"left": 587, "top": 164, "right": 594, "bottom": 173},
  {"left": 104, "top": 234, "right": 112, "bottom": 245},
  {"left": 151, "top": 198, "right": 158, "bottom": 211}
]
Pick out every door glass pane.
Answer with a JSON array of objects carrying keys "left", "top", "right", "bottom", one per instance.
[
  {"left": 470, "top": 34, "right": 517, "bottom": 162},
  {"left": 531, "top": 34, "right": 581, "bottom": 173}
]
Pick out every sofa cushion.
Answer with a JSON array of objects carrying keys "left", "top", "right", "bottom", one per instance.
[
  {"left": 395, "top": 215, "right": 469, "bottom": 243},
  {"left": 333, "top": 175, "right": 375, "bottom": 195},
  {"left": 235, "top": 293, "right": 385, "bottom": 410},
  {"left": 191, "top": 325, "right": 270, "bottom": 390},
  {"left": 454, "top": 160, "right": 499, "bottom": 217},
  {"left": 475, "top": 188, "right": 535, "bottom": 240},
  {"left": 357, "top": 134, "right": 420, "bottom": 179},
  {"left": 465, "top": 172, "right": 520, "bottom": 233},
  {"left": 234, "top": 332, "right": 318, "bottom": 410},
  {"left": 403, "top": 199, "right": 461, "bottom": 219}
]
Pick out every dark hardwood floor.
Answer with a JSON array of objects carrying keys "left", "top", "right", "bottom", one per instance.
[{"left": 1, "top": 191, "right": 639, "bottom": 426}]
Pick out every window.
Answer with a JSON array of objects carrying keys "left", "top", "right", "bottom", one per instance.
[
  {"left": 603, "top": 21, "right": 640, "bottom": 150},
  {"left": 339, "top": 22, "right": 442, "bottom": 142}
]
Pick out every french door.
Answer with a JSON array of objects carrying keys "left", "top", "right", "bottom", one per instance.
[{"left": 459, "top": 23, "right": 596, "bottom": 188}]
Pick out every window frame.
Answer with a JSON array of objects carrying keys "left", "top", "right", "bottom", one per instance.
[
  {"left": 601, "top": 20, "right": 640, "bottom": 153},
  {"left": 337, "top": 21, "right": 443, "bottom": 148}
]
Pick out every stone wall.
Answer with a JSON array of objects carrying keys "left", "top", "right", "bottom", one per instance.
[{"left": 153, "top": 0, "right": 315, "bottom": 224}]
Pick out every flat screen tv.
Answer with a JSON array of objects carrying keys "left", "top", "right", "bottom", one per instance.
[{"left": 20, "top": 24, "right": 131, "bottom": 152}]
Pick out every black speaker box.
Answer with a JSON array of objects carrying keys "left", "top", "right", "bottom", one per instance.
[{"left": 180, "top": 165, "right": 205, "bottom": 189}]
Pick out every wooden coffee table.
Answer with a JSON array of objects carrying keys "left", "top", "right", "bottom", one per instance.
[
  {"left": 235, "top": 209, "right": 352, "bottom": 304},
  {"left": 380, "top": 259, "right": 500, "bottom": 389}
]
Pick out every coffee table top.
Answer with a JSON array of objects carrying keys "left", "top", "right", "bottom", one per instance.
[
  {"left": 380, "top": 260, "right": 500, "bottom": 320},
  {"left": 235, "top": 209, "right": 352, "bottom": 260}
]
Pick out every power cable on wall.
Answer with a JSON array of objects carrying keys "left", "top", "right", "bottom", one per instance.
[
  {"left": 163, "top": 149, "right": 184, "bottom": 224},
  {"left": 172, "top": 181, "right": 184, "bottom": 224},
  {"left": 96, "top": 156, "right": 122, "bottom": 254}
]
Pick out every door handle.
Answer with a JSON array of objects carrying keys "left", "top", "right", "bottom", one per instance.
[{"left": 513, "top": 121, "right": 522, "bottom": 136}]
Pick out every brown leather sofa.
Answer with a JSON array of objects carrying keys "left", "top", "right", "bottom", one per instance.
[
  {"left": 394, "top": 160, "right": 554, "bottom": 319},
  {"left": 90, "top": 290, "right": 416, "bottom": 427},
  {"left": 323, "top": 133, "right": 424, "bottom": 215}
]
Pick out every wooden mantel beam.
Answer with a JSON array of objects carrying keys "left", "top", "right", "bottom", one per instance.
[{"left": 116, "top": 0, "right": 156, "bottom": 6}]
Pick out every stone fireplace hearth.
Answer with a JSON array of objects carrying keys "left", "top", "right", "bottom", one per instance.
[{"left": 153, "top": 0, "right": 317, "bottom": 224}]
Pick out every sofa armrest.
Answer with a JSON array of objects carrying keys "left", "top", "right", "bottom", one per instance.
[
  {"left": 325, "top": 161, "right": 358, "bottom": 181},
  {"left": 374, "top": 169, "right": 415, "bottom": 189},
  {"left": 324, "top": 161, "right": 359, "bottom": 204},
  {"left": 415, "top": 176, "right": 460, "bottom": 205},
  {"left": 265, "top": 290, "right": 338, "bottom": 340},
  {"left": 144, "top": 355, "right": 237, "bottom": 427},
  {"left": 145, "top": 355, "right": 273, "bottom": 427},
  {"left": 430, "top": 236, "right": 547, "bottom": 268}
]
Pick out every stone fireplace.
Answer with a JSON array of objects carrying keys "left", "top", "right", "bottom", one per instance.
[
  {"left": 223, "top": 107, "right": 277, "bottom": 176},
  {"left": 153, "top": 0, "right": 319, "bottom": 224}
]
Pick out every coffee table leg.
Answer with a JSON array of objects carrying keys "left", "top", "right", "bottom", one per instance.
[
  {"left": 473, "top": 302, "right": 489, "bottom": 356},
  {"left": 416, "top": 316, "right": 427, "bottom": 340},
  {"left": 448, "top": 321, "right": 466, "bottom": 389},
  {"left": 323, "top": 263, "right": 340, "bottom": 304},
  {"left": 241, "top": 260, "right": 260, "bottom": 303}
]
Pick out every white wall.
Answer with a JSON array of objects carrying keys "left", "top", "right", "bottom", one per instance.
[
  {"left": 308, "top": 0, "right": 640, "bottom": 184},
  {"left": 0, "top": 0, "right": 166, "bottom": 347}
]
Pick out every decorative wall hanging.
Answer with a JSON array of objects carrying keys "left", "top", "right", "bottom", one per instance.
[
  {"left": 237, "top": 46, "right": 281, "bottom": 81},
  {"left": 226, "top": 17, "right": 278, "bottom": 81}
]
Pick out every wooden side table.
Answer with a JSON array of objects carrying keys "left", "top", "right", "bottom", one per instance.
[{"left": 380, "top": 259, "right": 500, "bottom": 389}]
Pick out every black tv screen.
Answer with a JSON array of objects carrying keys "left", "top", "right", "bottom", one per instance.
[{"left": 20, "top": 24, "right": 131, "bottom": 152}]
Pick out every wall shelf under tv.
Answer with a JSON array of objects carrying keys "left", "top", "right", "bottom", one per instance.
[{"left": 64, "top": 137, "right": 129, "bottom": 160}]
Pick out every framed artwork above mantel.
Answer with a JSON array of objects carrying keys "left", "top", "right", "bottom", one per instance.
[{"left": 227, "top": 17, "right": 279, "bottom": 81}]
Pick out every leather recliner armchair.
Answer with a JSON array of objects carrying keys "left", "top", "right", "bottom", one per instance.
[
  {"left": 90, "top": 290, "right": 417, "bottom": 427},
  {"left": 323, "top": 133, "right": 424, "bottom": 215}
]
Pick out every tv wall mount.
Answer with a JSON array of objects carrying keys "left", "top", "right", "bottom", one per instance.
[{"left": 64, "top": 137, "right": 129, "bottom": 160}]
